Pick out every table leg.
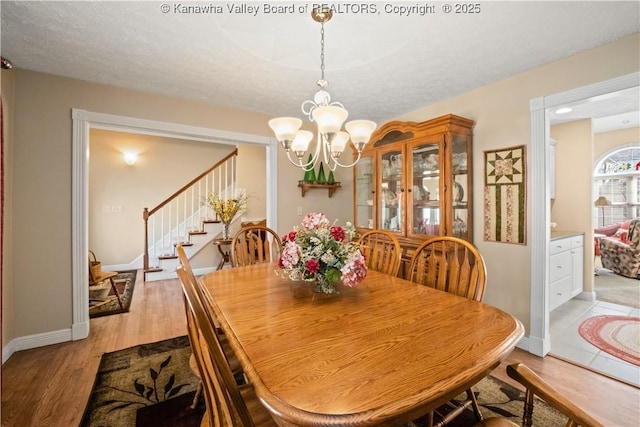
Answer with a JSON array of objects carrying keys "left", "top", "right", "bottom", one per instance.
[{"left": 215, "top": 241, "right": 231, "bottom": 270}]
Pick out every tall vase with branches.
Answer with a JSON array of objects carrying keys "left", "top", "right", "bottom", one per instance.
[{"left": 206, "top": 191, "right": 248, "bottom": 239}]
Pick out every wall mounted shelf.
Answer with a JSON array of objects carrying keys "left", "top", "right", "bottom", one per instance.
[{"left": 298, "top": 181, "right": 341, "bottom": 198}]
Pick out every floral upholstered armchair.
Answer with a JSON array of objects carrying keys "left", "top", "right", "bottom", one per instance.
[{"left": 599, "top": 218, "right": 640, "bottom": 279}]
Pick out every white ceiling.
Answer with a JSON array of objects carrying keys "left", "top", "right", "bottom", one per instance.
[{"left": 1, "top": 1, "right": 639, "bottom": 129}]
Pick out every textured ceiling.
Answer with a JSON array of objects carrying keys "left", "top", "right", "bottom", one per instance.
[{"left": 1, "top": 1, "right": 639, "bottom": 129}]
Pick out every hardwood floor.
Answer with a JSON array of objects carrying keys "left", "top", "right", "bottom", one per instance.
[{"left": 2, "top": 273, "right": 639, "bottom": 426}]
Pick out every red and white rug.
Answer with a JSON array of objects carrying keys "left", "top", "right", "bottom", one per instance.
[{"left": 578, "top": 315, "right": 640, "bottom": 366}]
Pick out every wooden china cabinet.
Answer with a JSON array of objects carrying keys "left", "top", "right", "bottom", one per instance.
[{"left": 353, "top": 114, "right": 474, "bottom": 276}]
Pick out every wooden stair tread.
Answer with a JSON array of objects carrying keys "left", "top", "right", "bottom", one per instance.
[
  {"left": 158, "top": 255, "right": 178, "bottom": 260},
  {"left": 189, "top": 231, "right": 207, "bottom": 236}
]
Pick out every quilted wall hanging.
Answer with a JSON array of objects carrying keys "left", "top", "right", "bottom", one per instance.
[{"left": 484, "top": 145, "right": 526, "bottom": 244}]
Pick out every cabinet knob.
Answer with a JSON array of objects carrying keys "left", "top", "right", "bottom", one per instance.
[{"left": 407, "top": 187, "right": 412, "bottom": 192}]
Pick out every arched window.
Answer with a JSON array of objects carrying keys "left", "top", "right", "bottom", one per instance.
[{"left": 594, "top": 146, "right": 640, "bottom": 227}]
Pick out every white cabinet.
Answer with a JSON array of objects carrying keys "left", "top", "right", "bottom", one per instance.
[{"left": 549, "top": 234, "right": 583, "bottom": 311}]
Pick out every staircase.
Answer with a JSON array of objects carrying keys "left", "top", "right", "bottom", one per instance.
[{"left": 143, "top": 149, "right": 239, "bottom": 281}]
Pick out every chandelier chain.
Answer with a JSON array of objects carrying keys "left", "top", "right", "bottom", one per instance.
[{"left": 320, "top": 23, "right": 325, "bottom": 82}]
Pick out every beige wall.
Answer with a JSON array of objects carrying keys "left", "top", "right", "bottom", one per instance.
[
  {"left": 550, "top": 120, "right": 595, "bottom": 292},
  {"left": 3, "top": 69, "right": 353, "bottom": 342},
  {"left": 89, "top": 129, "right": 236, "bottom": 264},
  {"left": 2, "top": 33, "right": 639, "bottom": 351},
  {"left": 594, "top": 127, "right": 640, "bottom": 161},
  {"left": 395, "top": 34, "right": 639, "bottom": 333}
]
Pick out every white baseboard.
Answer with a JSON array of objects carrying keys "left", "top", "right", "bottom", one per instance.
[
  {"left": 526, "top": 334, "right": 550, "bottom": 357},
  {"left": 2, "top": 328, "right": 74, "bottom": 364},
  {"left": 576, "top": 291, "right": 597, "bottom": 302},
  {"left": 515, "top": 335, "right": 530, "bottom": 353}
]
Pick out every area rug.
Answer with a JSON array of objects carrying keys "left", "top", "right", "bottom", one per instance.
[
  {"left": 594, "top": 268, "right": 640, "bottom": 309},
  {"left": 81, "top": 336, "right": 201, "bottom": 427},
  {"left": 578, "top": 315, "right": 640, "bottom": 366},
  {"left": 89, "top": 269, "right": 137, "bottom": 318},
  {"left": 82, "top": 336, "right": 565, "bottom": 427}
]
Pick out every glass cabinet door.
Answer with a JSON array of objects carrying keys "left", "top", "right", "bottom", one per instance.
[
  {"left": 409, "top": 140, "right": 442, "bottom": 237},
  {"left": 354, "top": 155, "right": 374, "bottom": 229},
  {"left": 379, "top": 149, "right": 403, "bottom": 233},
  {"left": 451, "top": 134, "right": 470, "bottom": 239}
]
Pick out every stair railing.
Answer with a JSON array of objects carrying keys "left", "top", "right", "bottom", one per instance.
[{"left": 143, "top": 148, "right": 238, "bottom": 273}]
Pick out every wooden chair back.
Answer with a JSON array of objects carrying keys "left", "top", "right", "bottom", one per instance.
[
  {"left": 176, "top": 244, "right": 195, "bottom": 278},
  {"left": 177, "top": 265, "right": 255, "bottom": 426},
  {"left": 408, "top": 236, "right": 486, "bottom": 302},
  {"left": 357, "top": 229, "right": 402, "bottom": 276},
  {"left": 230, "top": 225, "right": 282, "bottom": 267},
  {"left": 477, "top": 363, "right": 603, "bottom": 427}
]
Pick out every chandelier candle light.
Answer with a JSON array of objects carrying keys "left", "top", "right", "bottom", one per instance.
[{"left": 268, "top": 6, "right": 377, "bottom": 172}]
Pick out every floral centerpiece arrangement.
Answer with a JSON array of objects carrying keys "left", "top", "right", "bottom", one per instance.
[
  {"left": 206, "top": 191, "right": 248, "bottom": 239},
  {"left": 277, "top": 212, "right": 367, "bottom": 294}
]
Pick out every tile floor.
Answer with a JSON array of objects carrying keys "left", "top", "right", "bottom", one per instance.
[{"left": 550, "top": 297, "right": 640, "bottom": 387}]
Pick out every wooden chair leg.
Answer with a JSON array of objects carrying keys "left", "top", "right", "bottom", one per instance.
[
  {"left": 191, "top": 380, "right": 202, "bottom": 409},
  {"left": 467, "top": 387, "right": 484, "bottom": 422}
]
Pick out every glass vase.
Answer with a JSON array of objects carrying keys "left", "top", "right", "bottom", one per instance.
[
  {"left": 222, "top": 222, "right": 231, "bottom": 240},
  {"left": 313, "top": 274, "right": 337, "bottom": 294}
]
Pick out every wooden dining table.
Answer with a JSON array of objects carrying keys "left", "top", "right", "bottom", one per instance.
[{"left": 200, "top": 263, "right": 524, "bottom": 427}]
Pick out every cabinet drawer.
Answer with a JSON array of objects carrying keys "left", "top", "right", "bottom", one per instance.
[
  {"left": 550, "top": 275, "right": 572, "bottom": 311},
  {"left": 571, "top": 235, "right": 583, "bottom": 248},
  {"left": 550, "top": 238, "right": 571, "bottom": 255},
  {"left": 550, "top": 251, "right": 571, "bottom": 282}
]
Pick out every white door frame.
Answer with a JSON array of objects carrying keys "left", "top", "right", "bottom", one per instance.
[
  {"left": 71, "top": 109, "right": 277, "bottom": 340},
  {"left": 528, "top": 72, "right": 639, "bottom": 356}
]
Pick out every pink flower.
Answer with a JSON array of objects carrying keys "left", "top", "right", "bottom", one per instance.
[
  {"left": 305, "top": 258, "right": 320, "bottom": 273},
  {"left": 280, "top": 241, "right": 300, "bottom": 269},
  {"left": 330, "top": 226, "right": 345, "bottom": 242},
  {"left": 340, "top": 251, "right": 367, "bottom": 287},
  {"left": 302, "top": 212, "right": 329, "bottom": 230}
]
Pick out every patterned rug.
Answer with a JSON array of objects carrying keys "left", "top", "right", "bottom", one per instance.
[
  {"left": 81, "top": 337, "right": 565, "bottom": 426},
  {"left": 579, "top": 315, "right": 640, "bottom": 366},
  {"left": 81, "top": 336, "right": 201, "bottom": 427},
  {"left": 89, "top": 270, "right": 137, "bottom": 318}
]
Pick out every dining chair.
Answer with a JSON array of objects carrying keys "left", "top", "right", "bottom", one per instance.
[
  {"left": 476, "top": 363, "right": 603, "bottom": 427},
  {"left": 176, "top": 265, "right": 277, "bottom": 426},
  {"left": 176, "top": 244, "right": 242, "bottom": 409},
  {"left": 407, "top": 236, "right": 487, "bottom": 427},
  {"left": 230, "top": 225, "right": 282, "bottom": 267},
  {"left": 357, "top": 229, "right": 402, "bottom": 276}
]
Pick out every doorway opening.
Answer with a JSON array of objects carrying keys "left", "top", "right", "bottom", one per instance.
[
  {"left": 72, "top": 109, "right": 276, "bottom": 340},
  {"left": 530, "top": 73, "right": 639, "bottom": 386}
]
